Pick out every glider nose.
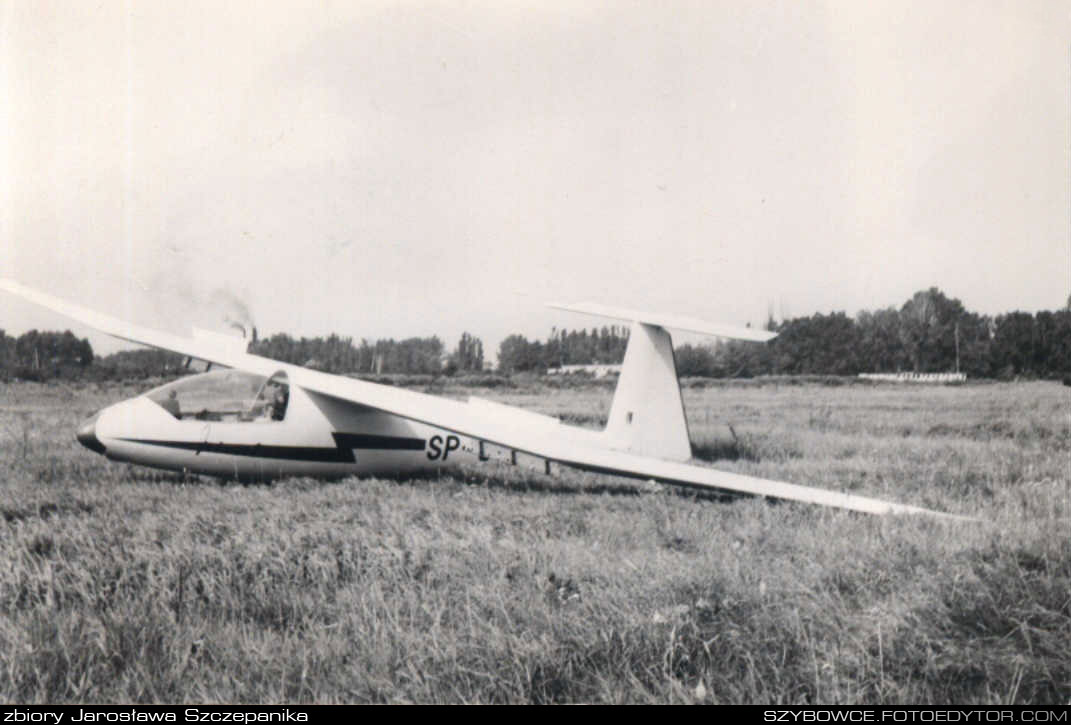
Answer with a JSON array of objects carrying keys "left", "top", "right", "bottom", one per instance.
[{"left": 76, "top": 414, "right": 106, "bottom": 455}]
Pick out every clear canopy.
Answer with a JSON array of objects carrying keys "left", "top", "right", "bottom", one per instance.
[{"left": 145, "top": 369, "right": 288, "bottom": 422}]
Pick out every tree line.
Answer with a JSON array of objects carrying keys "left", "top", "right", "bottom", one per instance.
[
  {"left": 674, "top": 288, "right": 1071, "bottom": 379},
  {"left": 0, "top": 329, "right": 485, "bottom": 380},
  {"left": 246, "top": 332, "right": 484, "bottom": 375},
  {"left": 3, "top": 288, "right": 1068, "bottom": 381},
  {"left": 0, "top": 329, "right": 94, "bottom": 380},
  {"left": 497, "top": 326, "right": 630, "bottom": 373},
  {"left": 496, "top": 288, "right": 1071, "bottom": 380}
]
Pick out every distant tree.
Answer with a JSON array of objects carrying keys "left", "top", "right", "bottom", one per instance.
[
  {"left": 1047, "top": 310, "right": 1071, "bottom": 377},
  {"left": 251, "top": 332, "right": 445, "bottom": 374},
  {"left": 675, "top": 343, "right": 717, "bottom": 377},
  {"left": 982, "top": 310, "right": 1070, "bottom": 379},
  {"left": 498, "top": 335, "right": 544, "bottom": 373},
  {"left": 0, "top": 330, "right": 15, "bottom": 378},
  {"left": 855, "top": 307, "right": 908, "bottom": 372},
  {"left": 715, "top": 338, "right": 773, "bottom": 378},
  {"left": 76, "top": 335, "right": 94, "bottom": 367},
  {"left": 381, "top": 337, "right": 444, "bottom": 374},
  {"left": 898, "top": 288, "right": 966, "bottom": 372},
  {"left": 12, "top": 329, "right": 94, "bottom": 378},
  {"left": 251, "top": 333, "right": 297, "bottom": 365},
  {"left": 1032, "top": 311, "right": 1061, "bottom": 376},
  {"left": 771, "top": 312, "right": 860, "bottom": 375},
  {"left": 451, "top": 332, "right": 484, "bottom": 373},
  {"left": 97, "top": 348, "right": 184, "bottom": 378},
  {"left": 954, "top": 312, "right": 994, "bottom": 378},
  {"left": 544, "top": 326, "right": 628, "bottom": 367},
  {"left": 990, "top": 312, "right": 1036, "bottom": 378}
]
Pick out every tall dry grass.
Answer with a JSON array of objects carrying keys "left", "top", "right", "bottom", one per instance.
[{"left": 0, "top": 379, "right": 1067, "bottom": 703}]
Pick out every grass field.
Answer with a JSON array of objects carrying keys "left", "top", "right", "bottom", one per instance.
[{"left": 0, "top": 378, "right": 1068, "bottom": 703}]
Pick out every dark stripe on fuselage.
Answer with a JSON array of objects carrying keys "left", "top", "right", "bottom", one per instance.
[
  {"left": 118, "top": 433, "right": 426, "bottom": 463},
  {"left": 331, "top": 433, "right": 427, "bottom": 451}
]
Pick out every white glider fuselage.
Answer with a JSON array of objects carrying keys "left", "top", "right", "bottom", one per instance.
[{"left": 81, "top": 373, "right": 466, "bottom": 480}]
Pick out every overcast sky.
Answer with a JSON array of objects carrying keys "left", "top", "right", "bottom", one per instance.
[{"left": 2, "top": 1, "right": 1068, "bottom": 358}]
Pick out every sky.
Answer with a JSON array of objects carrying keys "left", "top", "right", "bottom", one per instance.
[{"left": 2, "top": 0, "right": 1068, "bottom": 359}]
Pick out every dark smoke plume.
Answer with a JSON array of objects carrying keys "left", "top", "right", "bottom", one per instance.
[{"left": 209, "top": 289, "right": 257, "bottom": 341}]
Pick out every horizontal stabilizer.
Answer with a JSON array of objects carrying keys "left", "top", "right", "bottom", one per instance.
[{"left": 549, "top": 302, "right": 776, "bottom": 342}]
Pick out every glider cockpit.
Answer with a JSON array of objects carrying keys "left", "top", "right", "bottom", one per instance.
[{"left": 145, "top": 369, "right": 290, "bottom": 422}]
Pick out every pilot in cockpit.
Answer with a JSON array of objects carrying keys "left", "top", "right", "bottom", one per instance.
[
  {"left": 160, "top": 390, "right": 181, "bottom": 419},
  {"left": 264, "top": 380, "right": 289, "bottom": 421}
]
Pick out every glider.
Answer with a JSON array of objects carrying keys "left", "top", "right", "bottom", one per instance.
[{"left": 0, "top": 279, "right": 967, "bottom": 520}]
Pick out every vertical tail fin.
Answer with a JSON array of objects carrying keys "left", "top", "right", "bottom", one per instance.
[
  {"left": 604, "top": 322, "right": 692, "bottom": 461},
  {"left": 549, "top": 302, "right": 776, "bottom": 462}
]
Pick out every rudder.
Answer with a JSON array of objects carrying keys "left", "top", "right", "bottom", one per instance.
[{"left": 603, "top": 322, "right": 692, "bottom": 461}]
